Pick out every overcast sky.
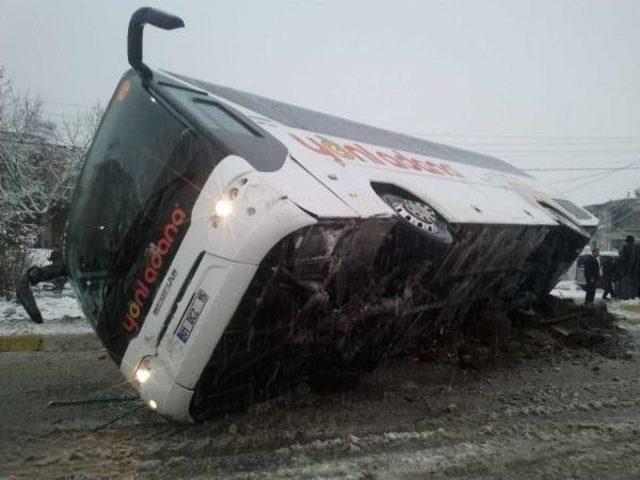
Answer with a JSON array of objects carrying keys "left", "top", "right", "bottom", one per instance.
[{"left": 1, "top": 0, "right": 639, "bottom": 206}]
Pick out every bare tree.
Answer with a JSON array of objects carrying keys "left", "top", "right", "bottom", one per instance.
[{"left": 0, "top": 65, "right": 104, "bottom": 295}]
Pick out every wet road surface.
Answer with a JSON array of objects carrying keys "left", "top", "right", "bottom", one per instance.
[{"left": 2, "top": 321, "right": 640, "bottom": 479}]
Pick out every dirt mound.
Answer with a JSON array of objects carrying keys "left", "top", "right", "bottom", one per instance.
[{"left": 412, "top": 295, "right": 629, "bottom": 369}]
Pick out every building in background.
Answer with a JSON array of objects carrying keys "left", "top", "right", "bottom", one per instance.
[{"left": 584, "top": 189, "right": 640, "bottom": 251}]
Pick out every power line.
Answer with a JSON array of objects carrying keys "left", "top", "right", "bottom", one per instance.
[
  {"left": 406, "top": 132, "right": 640, "bottom": 141},
  {"left": 470, "top": 147, "right": 640, "bottom": 155},
  {"left": 563, "top": 158, "right": 640, "bottom": 193},
  {"left": 549, "top": 171, "right": 609, "bottom": 185},
  {"left": 523, "top": 166, "right": 640, "bottom": 172},
  {"left": 489, "top": 148, "right": 640, "bottom": 155},
  {"left": 0, "top": 137, "right": 81, "bottom": 149},
  {"left": 42, "top": 100, "right": 93, "bottom": 110},
  {"left": 441, "top": 140, "right": 640, "bottom": 146},
  {"left": 41, "top": 110, "right": 81, "bottom": 119}
]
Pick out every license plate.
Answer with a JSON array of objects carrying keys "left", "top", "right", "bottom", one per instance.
[{"left": 175, "top": 289, "right": 209, "bottom": 343}]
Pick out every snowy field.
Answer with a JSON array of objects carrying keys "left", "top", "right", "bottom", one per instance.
[
  {"left": 0, "top": 283, "right": 91, "bottom": 335},
  {"left": 0, "top": 249, "right": 90, "bottom": 335}
]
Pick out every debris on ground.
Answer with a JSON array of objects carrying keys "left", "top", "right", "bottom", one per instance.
[{"left": 411, "top": 295, "right": 631, "bottom": 371}]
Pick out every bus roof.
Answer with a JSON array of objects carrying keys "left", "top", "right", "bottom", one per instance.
[{"left": 171, "top": 73, "right": 527, "bottom": 177}]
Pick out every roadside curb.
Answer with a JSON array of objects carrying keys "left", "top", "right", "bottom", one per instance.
[{"left": 0, "top": 333, "right": 102, "bottom": 353}]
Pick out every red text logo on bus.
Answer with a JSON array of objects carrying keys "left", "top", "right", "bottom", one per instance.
[
  {"left": 122, "top": 208, "right": 187, "bottom": 333},
  {"left": 290, "top": 133, "right": 464, "bottom": 178}
]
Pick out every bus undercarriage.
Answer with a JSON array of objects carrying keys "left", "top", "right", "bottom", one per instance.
[{"left": 189, "top": 215, "right": 586, "bottom": 418}]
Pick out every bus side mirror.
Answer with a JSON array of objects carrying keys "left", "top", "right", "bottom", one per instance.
[
  {"left": 16, "top": 264, "right": 69, "bottom": 324},
  {"left": 128, "top": 7, "right": 185, "bottom": 83}
]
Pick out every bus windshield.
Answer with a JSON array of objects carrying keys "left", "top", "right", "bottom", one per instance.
[{"left": 65, "top": 71, "right": 223, "bottom": 359}]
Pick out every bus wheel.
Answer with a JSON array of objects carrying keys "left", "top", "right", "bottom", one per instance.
[{"left": 382, "top": 193, "right": 453, "bottom": 245}]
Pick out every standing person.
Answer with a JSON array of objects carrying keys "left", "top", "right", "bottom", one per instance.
[
  {"left": 619, "top": 235, "right": 637, "bottom": 300},
  {"left": 584, "top": 247, "right": 600, "bottom": 305},
  {"left": 635, "top": 239, "right": 640, "bottom": 299}
]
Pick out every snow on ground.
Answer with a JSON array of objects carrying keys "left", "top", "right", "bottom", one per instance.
[
  {"left": 0, "top": 283, "right": 91, "bottom": 336},
  {"left": 609, "top": 299, "right": 640, "bottom": 331},
  {"left": 28, "top": 248, "right": 52, "bottom": 267},
  {"left": 550, "top": 279, "right": 586, "bottom": 301},
  {"left": 0, "top": 248, "right": 91, "bottom": 335},
  {"left": 551, "top": 279, "right": 640, "bottom": 328}
]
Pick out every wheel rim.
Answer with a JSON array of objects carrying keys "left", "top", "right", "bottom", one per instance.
[{"left": 391, "top": 198, "right": 439, "bottom": 233}]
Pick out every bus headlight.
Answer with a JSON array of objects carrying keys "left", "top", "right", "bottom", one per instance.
[
  {"left": 134, "top": 358, "right": 152, "bottom": 384},
  {"left": 214, "top": 199, "right": 233, "bottom": 217}
]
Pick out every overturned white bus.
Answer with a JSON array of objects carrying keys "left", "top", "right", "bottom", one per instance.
[{"left": 17, "top": 8, "right": 597, "bottom": 421}]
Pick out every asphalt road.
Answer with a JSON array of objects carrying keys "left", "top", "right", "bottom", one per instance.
[{"left": 2, "top": 319, "right": 640, "bottom": 479}]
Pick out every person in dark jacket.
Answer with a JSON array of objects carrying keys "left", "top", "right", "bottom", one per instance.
[
  {"left": 584, "top": 247, "right": 600, "bottom": 305},
  {"left": 618, "top": 235, "right": 638, "bottom": 299},
  {"left": 635, "top": 241, "right": 640, "bottom": 299}
]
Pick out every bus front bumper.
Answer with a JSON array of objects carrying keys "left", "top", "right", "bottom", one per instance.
[{"left": 122, "top": 254, "right": 259, "bottom": 422}]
